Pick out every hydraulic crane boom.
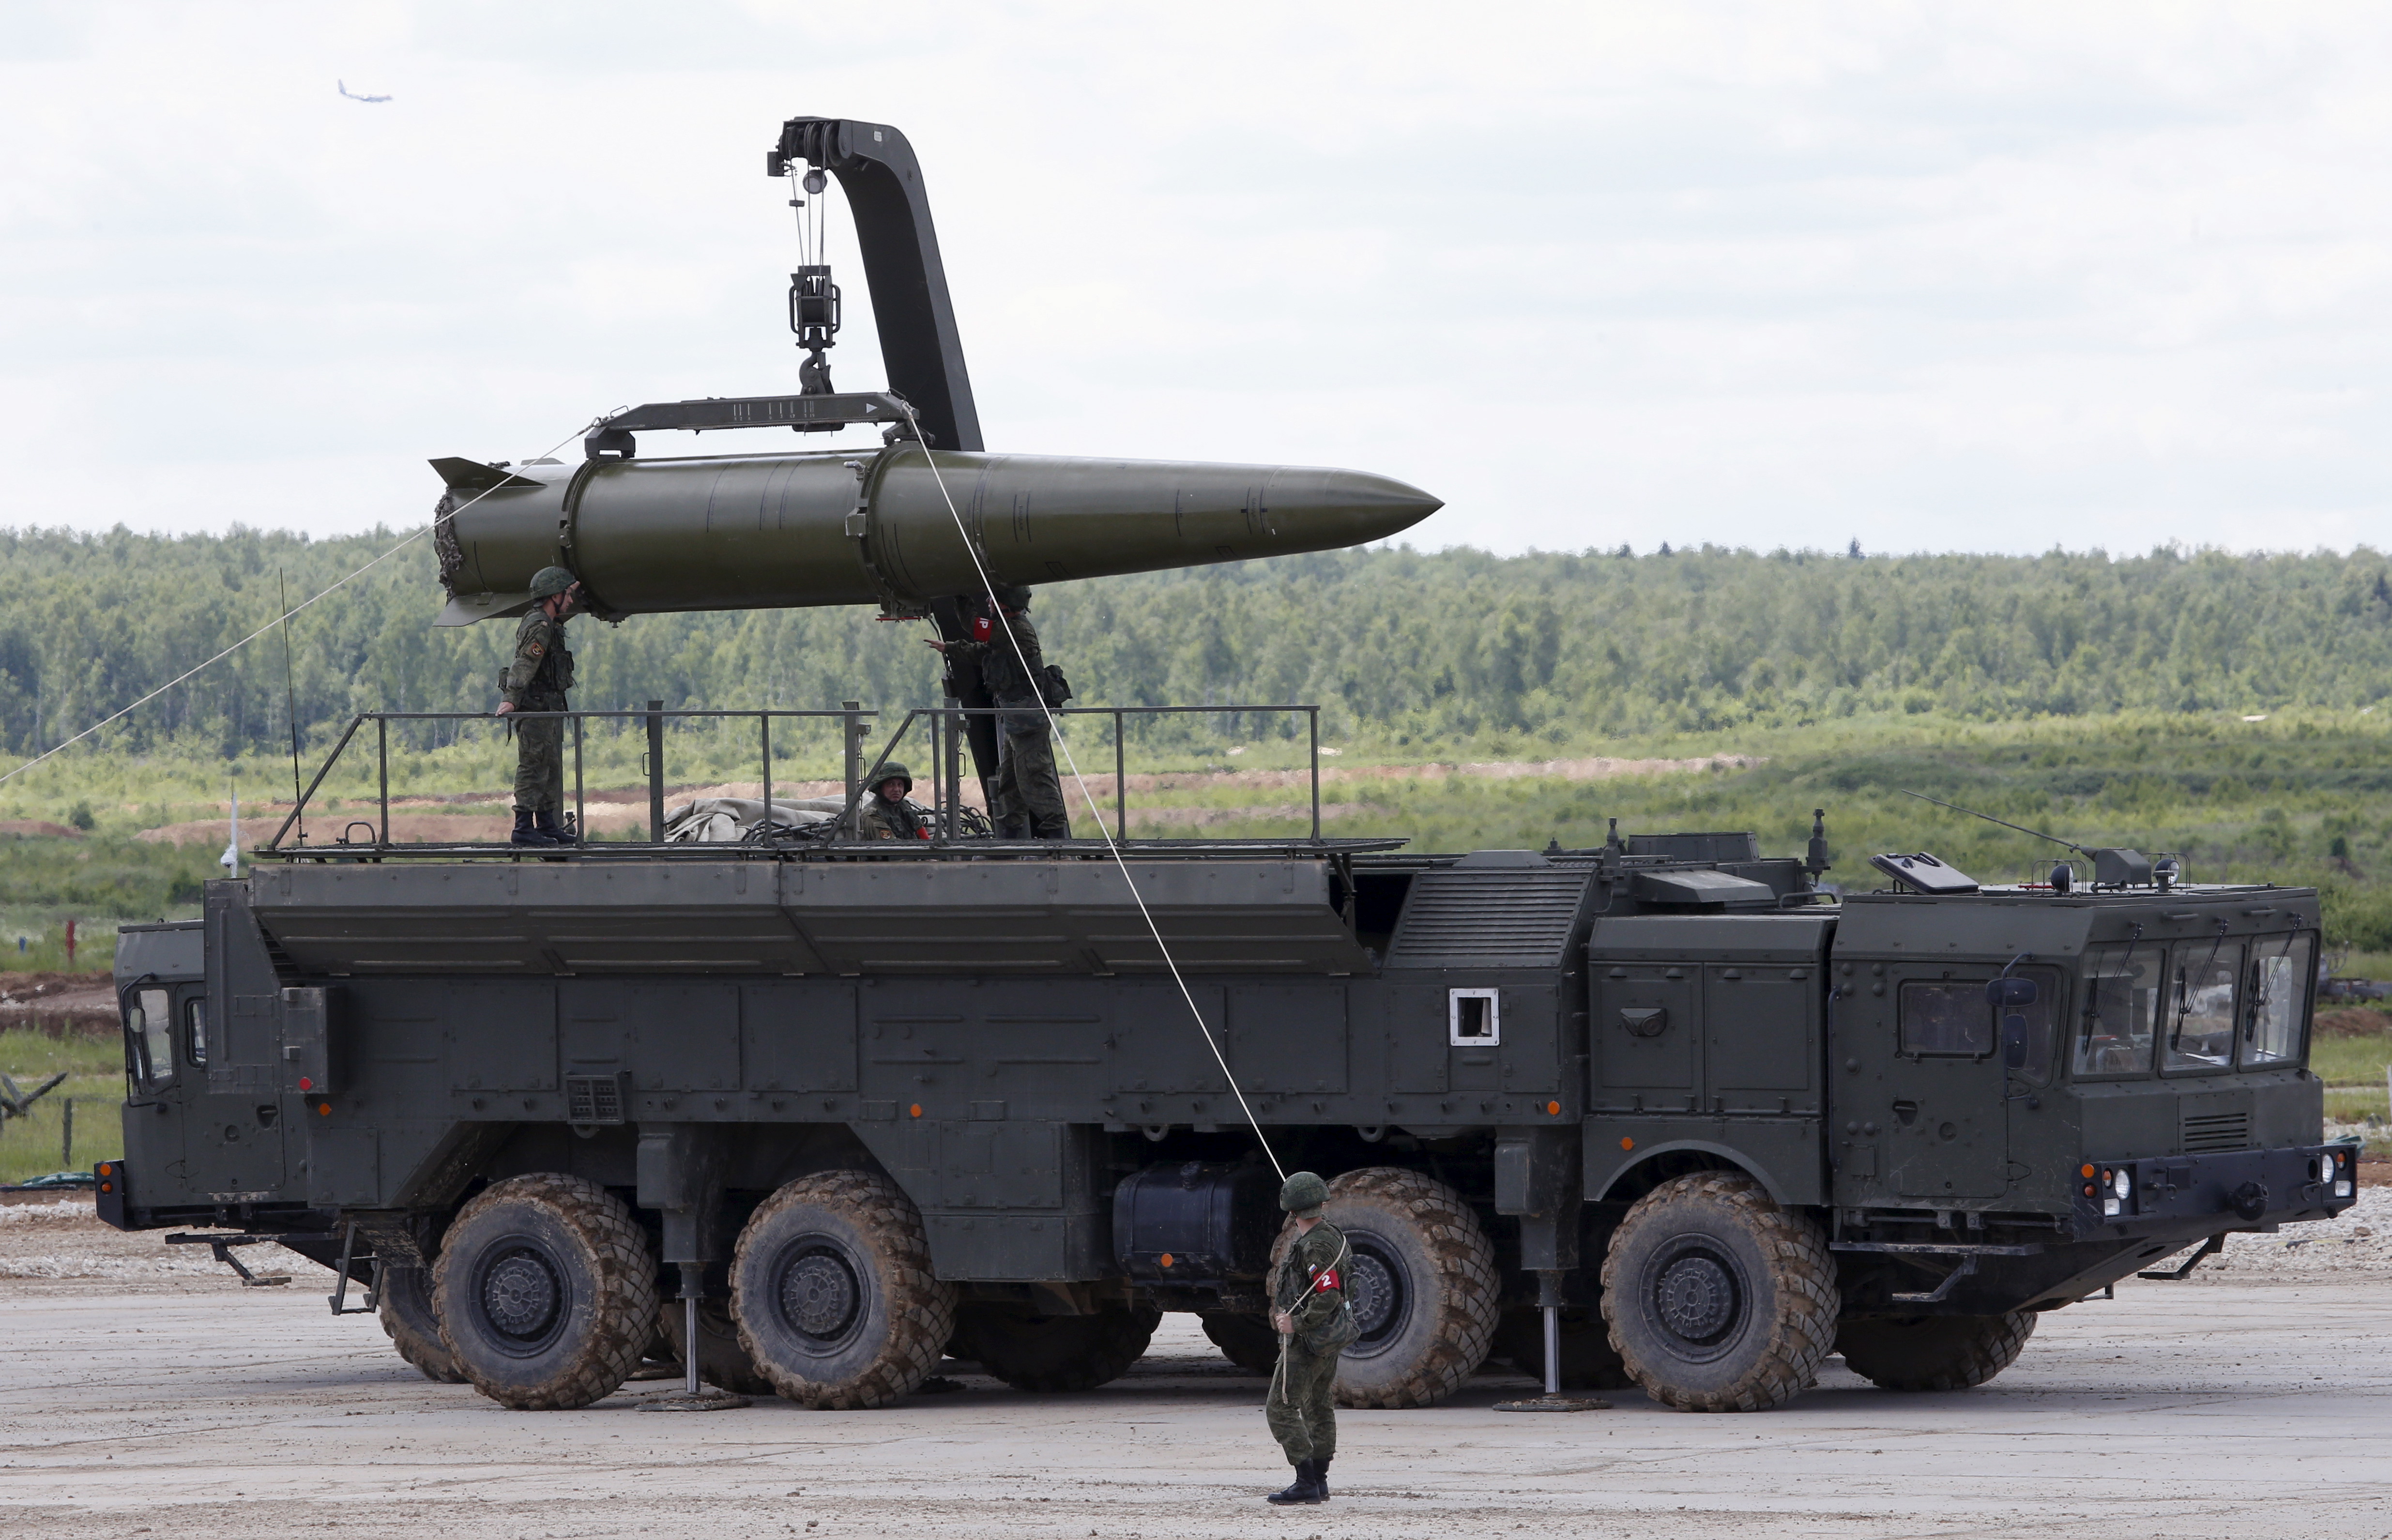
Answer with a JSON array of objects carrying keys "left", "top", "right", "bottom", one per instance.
[{"left": 767, "top": 118, "right": 984, "bottom": 454}]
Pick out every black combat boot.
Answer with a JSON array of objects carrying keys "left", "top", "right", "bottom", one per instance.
[
  {"left": 1266, "top": 1461, "right": 1323, "bottom": 1505},
  {"left": 533, "top": 810, "right": 572, "bottom": 844},
  {"left": 1314, "top": 1455, "right": 1331, "bottom": 1500},
  {"left": 510, "top": 809, "right": 546, "bottom": 846}
]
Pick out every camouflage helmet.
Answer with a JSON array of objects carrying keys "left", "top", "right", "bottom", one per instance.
[
  {"left": 991, "top": 583, "right": 1032, "bottom": 611},
  {"left": 1279, "top": 1171, "right": 1329, "bottom": 1217},
  {"left": 873, "top": 763, "right": 913, "bottom": 796},
  {"left": 528, "top": 565, "right": 579, "bottom": 601}
]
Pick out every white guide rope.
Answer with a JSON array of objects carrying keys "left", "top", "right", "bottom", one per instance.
[
  {"left": 899, "top": 405, "right": 1287, "bottom": 1182},
  {"left": 0, "top": 419, "right": 603, "bottom": 789}
]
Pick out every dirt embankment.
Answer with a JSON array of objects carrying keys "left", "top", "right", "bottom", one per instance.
[
  {"left": 0, "top": 820, "right": 80, "bottom": 838},
  {"left": 0, "top": 973, "right": 118, "bottom": 1038}
]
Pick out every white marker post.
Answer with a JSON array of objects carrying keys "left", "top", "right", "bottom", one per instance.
[{"left": 220, "top": 783, "right": 239, "bottom": 880}]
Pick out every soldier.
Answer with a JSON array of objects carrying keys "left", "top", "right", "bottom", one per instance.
[
  {"left": 493, "top": 565, "right": 583, "bottom": 846},
  {"left": 859, "top": 763, "right": 929, "bottom": 841},
  {"left": 926, "top": 586, "right": 1070, "bottom": 839},
  {"left": 1263, "top": 1170, "right": 1352, "bottom": 1506}
]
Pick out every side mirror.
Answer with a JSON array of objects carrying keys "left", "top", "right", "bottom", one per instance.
[
  {"left": 2002, "top": 1016, "right": 2028, "bottom": 1069},
  {"left": 1985, "top": 976, "right": 2038, "bottom": 1008}
]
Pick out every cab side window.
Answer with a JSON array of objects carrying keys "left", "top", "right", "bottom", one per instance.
[
  {"left": 1899, "top": 970, "right": 2060, "bottom": 1077},
  {"left": 126, "top": 986, "right": 174, "bottom": 1087},
  {"left": 1898, "top": 982, "right": 1993, "bottom": 1056}
]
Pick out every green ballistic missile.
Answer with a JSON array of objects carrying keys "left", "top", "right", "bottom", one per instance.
[{"left": 430, "top": 443, "right": 1441, "bottom": 624}]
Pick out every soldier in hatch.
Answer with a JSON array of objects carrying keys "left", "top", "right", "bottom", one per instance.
[
  {"left": 493, "top": 565, "right": 583, "bottom": 846},
  {"left": 859, "top": 763, "right": 929, "bottom": 840},
  {"left": 1262, "top": 1170, "right": 1353, "bottom": 1506},
  {"left": 925, "top": 585, "right": 1070, "bottom": 839}
]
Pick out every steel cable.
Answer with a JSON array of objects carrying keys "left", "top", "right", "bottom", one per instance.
[
  {"left": 0, "top": 418, "right": 604, "bottom": 789},
  {"left": 898, "top": 403, "right": 1286, "bottom": 1182}
]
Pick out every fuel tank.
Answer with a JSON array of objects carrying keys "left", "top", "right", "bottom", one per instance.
[{"left": 432, "top": 443, "right": 1441, "bottom": 624}]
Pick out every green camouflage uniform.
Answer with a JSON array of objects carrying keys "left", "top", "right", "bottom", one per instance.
[
  {"left": 1265, "top": 1220, "right": 1348, "bottom": 1467},
  {"left": 861, "top": 792, "right": 929, "bottom": 840},
  {"left": 503, "top": 610, "right": 573, "bottom": 815},
  {"left": 953, "top": 609, "right": 1070, "bottom": 839}
]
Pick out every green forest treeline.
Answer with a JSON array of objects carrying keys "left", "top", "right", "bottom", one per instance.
[{"left": 5, "top": 528, "right": 2391, "bottom": 758}]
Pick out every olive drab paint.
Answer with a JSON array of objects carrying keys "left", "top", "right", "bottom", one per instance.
[{"left": 102, "top": 829, "right": 2356, "bottom": 1414}]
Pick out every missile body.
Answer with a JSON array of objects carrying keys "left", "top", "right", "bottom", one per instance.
[{"left": 433, "top": 444, "right": 1441, "bottom": 624}]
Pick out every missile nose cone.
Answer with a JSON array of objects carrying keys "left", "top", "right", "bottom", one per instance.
[{"left": 1315, "top": 469, "right": 1442, "bottom": 544}]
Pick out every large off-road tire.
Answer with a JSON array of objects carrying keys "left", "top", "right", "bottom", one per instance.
[
  {"left": 1835, "top": 1311, "right": 2037, "bottom": 1392},
  {"left": 1200, "top": 1310, "right": 1280, "bottom": 1374},
  {"left": 379, "top": 1263, "right": 466, "bottom": 1384},
  {"left": 658, "top": 1295, "right": 777, "bottom": 1397},
  {"left": 1491, "top": 1305, "right": 1635, "bottom": 1391},
  {"left": 960, "top": 1302, "right": 1160, "bottom": 1391},
  {"left": 1600, "top": 1171, "right": 1836, "bottom": 1412},
  {"left": 431, "top": 1174, "right": 658, "bottom": 1410},
  {"left": 730, "top": 1170, "right": 955, "bottom": 1409},
  {"left": 1277, "top": 1167, "right": 1498, "bottom": 1409}
]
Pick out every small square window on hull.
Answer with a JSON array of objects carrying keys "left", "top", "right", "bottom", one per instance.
[{"left": 1450, "top": 988, "right": 1500, "bottom": 1046}]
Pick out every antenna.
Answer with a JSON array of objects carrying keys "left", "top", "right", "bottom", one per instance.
[
  {"left": 1902, "top": 789, "right": 2083, "bottom": 853},
  {"left": 1902, "top": 790, "right": 2156, "bottom": 889}
]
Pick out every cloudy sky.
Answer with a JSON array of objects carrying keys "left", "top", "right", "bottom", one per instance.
[{"left": 3, "top": 1, "right": 2389, "bottom": 557}]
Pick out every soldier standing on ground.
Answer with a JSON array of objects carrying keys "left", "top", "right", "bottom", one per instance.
[
  {"left": 493, "top": 565, "right": 583, "bottom": 847},
  {"left": 859, "top": 763, "right": 929, "bottom": 840},
  {"left": 926, "top": 586, "right": 1070, "bottom": 839},
  {"left": 1263, "top": 1170, "right": 1352, "bottom": 1506}
]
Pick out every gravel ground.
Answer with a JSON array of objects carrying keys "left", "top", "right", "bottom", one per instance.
[{"left": 2, "top": 1275, "right": 2384, "bottom": 1540}]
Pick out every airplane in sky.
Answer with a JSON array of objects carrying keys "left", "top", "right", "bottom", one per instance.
[{"left": 337, "top": 80, "right": 392, "bottom": 103}]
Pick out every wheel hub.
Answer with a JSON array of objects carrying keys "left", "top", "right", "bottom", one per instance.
[
  {"left": 1653, "top": 1251, "right": 1738, "bottom": 1344},
  {"left": 481, "top": 1249, "right": 564, "bottom": 1342},
  {"left": 778, "top": 1245, "right": 863, "bottom": 1343},
  {"left": 1339, "top": 1237, "right": 1411, "bottom": 1355}
]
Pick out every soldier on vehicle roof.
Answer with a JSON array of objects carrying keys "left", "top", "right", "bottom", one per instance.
[
  {"left": 1262, "top": 1170, "right": 1354, "bottom": 1506},
  {"left": 494, "top": 565, "right": 583, "bottom": 847},
  {"left": 926, "top": 585, "right": 1070, "bottom": 839},
  {"left": 859, "top": 762, "right": 929, "bottom": 840}
]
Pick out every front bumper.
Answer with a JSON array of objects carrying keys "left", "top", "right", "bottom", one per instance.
[{"left": 2072, "top": 1142, "right": 2358, "bottom": 1238}]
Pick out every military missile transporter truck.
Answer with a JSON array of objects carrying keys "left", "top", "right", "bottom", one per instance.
[
  {"left": 93, "top": 116, "right": 2353, "bottom": 1415},
  {"left": 103, "top": 811, "right": 2354, "bottom": 1413}
]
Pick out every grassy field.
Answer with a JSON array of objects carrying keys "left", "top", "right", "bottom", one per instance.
[
  {"left": 15, "top": 709, "right": 2392, "bottom": 945},
  {"left": 0, "top": 1030, "right": 122, "bottom": 1186}
]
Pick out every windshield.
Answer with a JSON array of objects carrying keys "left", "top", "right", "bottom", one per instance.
[
  {"left": 2163, "top": 942, "right": 2239, "bottom": 1073},
  {"left": 2076, "top": 946, "right": 2159, "bottom": 1077},
  {"left": 2243, "top": 933, "right": 2313, "bottom": 1067}
]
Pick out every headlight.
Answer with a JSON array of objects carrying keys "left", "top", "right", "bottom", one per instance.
[{"left": 2113, "top": 1169, "right": 2133, "bottom": 1199}]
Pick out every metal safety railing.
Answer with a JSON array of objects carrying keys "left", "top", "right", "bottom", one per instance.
[
  {"left": 259, "top": 701, "right": 1330, "bottom": 854},
  {"left": 867, "top": 701, "right": 1326, "bottom": 844}
]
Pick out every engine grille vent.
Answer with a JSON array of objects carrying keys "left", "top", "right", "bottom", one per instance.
[
  {"left": 1386, "top": 869, "right": 1592, "bottom": 969},
  {"left": 2181, "top": 1110, "right": 2251, "bottom": 1153}
]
